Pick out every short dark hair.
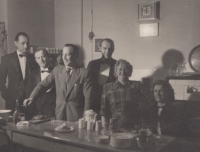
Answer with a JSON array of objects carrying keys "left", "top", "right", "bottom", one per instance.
[
  {"left": 153, "top": 80, "right": 175, "bottom": 106},
  {"left": 114, "top": 59, "right": 133, "bottom": 78},
  {"left": 15, "top": 32, "right": 29, "bottom": 41},
  {"left": 59, "top": 44, "right": 79, "bottom": 65},
  {"left": 34, "top": 48, "right": 49, "bottom": 58},
  {"left": 100, "top": 38, "right": 114, "bottom": 51}
]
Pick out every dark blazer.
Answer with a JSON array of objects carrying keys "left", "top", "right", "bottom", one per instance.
[
  {"left": 29, "top": 65, "right": 92, "bottom": 122},
  {"left": 87, "top": 58, "right": 116, "bottom": 115},
  {"left": 148, "top": 102, "right": 174, "bottom": 133},
  {"left": 0, "top": 51, "right": 37, "bottom": 112},
  {"left": 87, "top": 58, "right": 116, "bottom": 85},
  {"left": 26, "top": 68, "right": 56, "bottom": 117}
]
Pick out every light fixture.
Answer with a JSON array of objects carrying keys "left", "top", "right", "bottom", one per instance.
[{"left": 88, "top": 0, "right": 95, "bottom": 41}]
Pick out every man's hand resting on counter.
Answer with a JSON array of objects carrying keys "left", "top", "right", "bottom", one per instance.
[{"left": 23, "top": 98, "right": 33, "bottom": 107}]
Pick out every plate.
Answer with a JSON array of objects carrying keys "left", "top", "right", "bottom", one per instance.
[
  {"left": 189, "top": 45, "right": 200, "bottom": 72},
  {"left": 111, "top": 133, "right": 133, "bottom": 139},
  {"left": 0, "top": 110, "right": 11, "bottom": 113}
]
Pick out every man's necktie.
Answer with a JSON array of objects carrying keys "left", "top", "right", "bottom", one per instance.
[
  {"left": 41, "top": 70, "right": 49, "bottom": 73},
  {"left": 19, "top": 53, "right": 27, "bottom": 58},
  {"left": 66, "top": 68, "right": 71, "bottom": 84}
]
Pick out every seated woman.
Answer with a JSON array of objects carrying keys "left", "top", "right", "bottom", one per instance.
[
  {"left": 100, "top": 59, "right": 153, "bottom": 131},
  {"left": 148, "top": 80, "right": 175, "bottom": 135}
]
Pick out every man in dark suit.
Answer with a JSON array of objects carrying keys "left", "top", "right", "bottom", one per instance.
[
  {"left": 24, "top": 44, "right": 92, "bottom": 122},
  {"left": 87, "top": 38, "right": 116, "bottom": 116},
  {"left": 26, "top": 49, "right": 56, "bottom": 118},
  {"left": 0, "top": 32, "right": 37, "bottom": 113}
]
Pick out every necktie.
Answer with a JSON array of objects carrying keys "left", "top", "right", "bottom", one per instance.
[
  {"left": 41, "top": 70, "right": 49, "bottom": 73},
  {"left": 66, "top": 68, "right": 71, "bottom": 84},
  {"left": 19, "top": 53, "right": 27, "bottom": 58}
]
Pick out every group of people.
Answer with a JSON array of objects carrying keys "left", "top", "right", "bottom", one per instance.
[{"left": 0, "top": 32, "right": 175, "bottom": 134}]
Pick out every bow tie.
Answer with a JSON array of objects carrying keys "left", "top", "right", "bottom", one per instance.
[
  {"left": 41, "top": 70, "right": 49, "bottom": 73},
  {"left": 19, "top": 53, "right": 27, "bottom": 58}
]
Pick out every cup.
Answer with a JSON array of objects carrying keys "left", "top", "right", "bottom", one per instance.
[
  {"left": 95, "top": 120, "right": 102, "bottom": 131},
  {"left": 51, "top": 117, "right": 55, "bottom": 124},
  {"left": 87, "top": 120, "right": 93, "bottom": 130},
  {"left": 78, "top": 118, "right": 85, "bottom": 129}
]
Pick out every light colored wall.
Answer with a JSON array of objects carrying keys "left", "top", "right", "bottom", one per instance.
[
  {"left": 0, "top": 0, "right": 8, "bottom": 109},
  {"left": 55, "top": 0, "right": 200, "bottom": 80},
  {"left": 54, "top": 0, "right": 83, "bottom": 66},
  {"left": 83, "top": 0, "right": 200, "bottom": 80},
  {"left": 7, "top": 0, "right": 55, "bottom": 52}
]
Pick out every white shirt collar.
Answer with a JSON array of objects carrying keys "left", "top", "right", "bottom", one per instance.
[
  {"left": 17, "top": 50, "right": 24, "bottom": 55},
  {"left": 40, "top": 67, "right": 49, "bottom": 71}
]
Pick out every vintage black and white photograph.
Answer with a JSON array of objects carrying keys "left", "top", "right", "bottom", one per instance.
[{"left": 0, "top": 0, "right": 200, "bottom": 152}]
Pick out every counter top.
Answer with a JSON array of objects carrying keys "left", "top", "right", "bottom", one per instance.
[{"left": 3, "top": 120, "right": 175, "bottom": 152}]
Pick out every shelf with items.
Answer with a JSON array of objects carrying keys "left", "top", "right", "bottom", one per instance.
[{"left": 29, "top": 46, "right": 61, "bottom": 54}]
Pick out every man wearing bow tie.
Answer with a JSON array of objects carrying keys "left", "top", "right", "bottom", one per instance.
[
  {"left": 24, "top": 44, "right": 92, "bottom": 122},
  {"left": 0, "top": 32, "right": 37, "bottom": 113},
  {"left": 87, "top": 38, "right": 116, "bottom": 116},
  {"left": 25, "top": 49, "right": 56, "bottom": 118}
]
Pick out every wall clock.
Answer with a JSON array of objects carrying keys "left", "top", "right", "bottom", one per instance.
[{"left": 138, "top": 2, "right": 159, "bottom": 20}]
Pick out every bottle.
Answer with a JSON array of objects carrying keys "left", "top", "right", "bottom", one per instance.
[{"left": 13, "top": 98, "right": 19, "bottom": 124}]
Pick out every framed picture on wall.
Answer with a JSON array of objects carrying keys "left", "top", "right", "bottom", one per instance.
[
  {"left": 94, "top": 38, "right": 103, "bottom": 52},
  {"left": 138, "top": 1, "right": 160, "bottom": 20}
]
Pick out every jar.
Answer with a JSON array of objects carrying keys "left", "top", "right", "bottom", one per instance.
[{"left": 176, "top": 63, "right": 186, "bottom": 76}]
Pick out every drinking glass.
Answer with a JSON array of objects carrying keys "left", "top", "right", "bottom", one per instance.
[{"left": 51, "top": 117, "right": 55, "bottom": 124}]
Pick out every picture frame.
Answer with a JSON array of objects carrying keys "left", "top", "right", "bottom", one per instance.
[
  {"left": 94, "top": 38, "right": 103, "bottom": 52},
  {"left": 138, "top": 1, "right": 160, "bottom": 21}
]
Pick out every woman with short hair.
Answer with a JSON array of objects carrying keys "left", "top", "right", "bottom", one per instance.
[{"left": 100, "top": 59, "right": 153, "bottom": 131}]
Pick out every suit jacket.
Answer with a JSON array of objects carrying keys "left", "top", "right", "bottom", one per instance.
[
  {"left": 148, "top": 102, "right": 174, "bottom": 133},
  {"left": 87, "top": 58, "right": 116, "bottom": 114},
  {"left": 0, "top": 51, "right": 37, "bottom": 112},
  {"left": 87, "top": 58, "right": 116, "bottom": 85},
  {"left": 26, "top": 68, "right": 56, "bottom": 117},
  {"left": 29, "top": 65, "right": 92, "bottom": 122}
]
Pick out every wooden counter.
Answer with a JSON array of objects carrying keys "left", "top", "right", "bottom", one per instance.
[{"left": 3, "top": 120, "right": 174, "bottom": 152}]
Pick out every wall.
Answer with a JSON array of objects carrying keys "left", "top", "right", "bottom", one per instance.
[
  {"left": 0, "top": 0, "right": 8, "bottom": 109},
  {"left": 83, "top": 0, "right": 200, "bottom": 80},
  {"left": 55, "top": 0, "right": 200, "bottom": 80},
  {"left": 54, "top": 0, "right": 83, "bottom": 66},
  {"left": 7, "top": 0, "right": 55, "bottom": 52}
]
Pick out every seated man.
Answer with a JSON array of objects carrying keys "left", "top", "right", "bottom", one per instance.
[
  {"left": 100, "top": 59, "right": 153, "bottom": 131},
  {"left": 26, "top": 49, "right": 56, "bottom": 118},
  {"left": 148, "top": 80, "right": 175, "bottom": 135},
  {"left": 24, "top": 44, "right": 92, "bottom": 122}
]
